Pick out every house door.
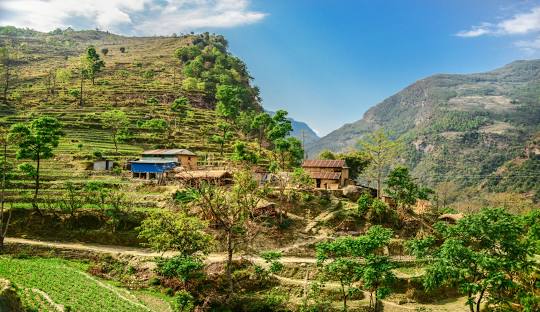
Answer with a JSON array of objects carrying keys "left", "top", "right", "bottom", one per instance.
[{"left": 316, "top": 179, "right": 321, "bottom": 188}]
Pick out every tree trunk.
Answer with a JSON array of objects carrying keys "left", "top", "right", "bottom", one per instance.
[
  {"left": 377, "top": 169, "right": 382, "bottom": 199},
  {"left": 113, "top": 132, "right": 118, "bottom": 153},
  {"left": 33, "top": 153, "right": 42, "bottom": 216},
  {"left": 79, "top": 74, "right": 84, "bottom": 107},
  {"left": 468, "top": 291, "right": 474, "bottom": 312},
  {"left": 340, "top": 283, "right": 347, "bottom": 312},
  {"left": 476, "top": 288, "right": 486, "bottom": 312},
  {"left": 226, "top": 229, "right": 234, "bottom": 295},
  {"left": 3, "top": 65, "right": 9, "bottom": 104}
]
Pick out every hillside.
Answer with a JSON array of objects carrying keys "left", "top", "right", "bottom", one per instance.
[
  {"left": 307, "top": 60, "right": 540, "bottom": 203},
  {"left": 0, "top": 27, "right": 264, "bottom": 213}
]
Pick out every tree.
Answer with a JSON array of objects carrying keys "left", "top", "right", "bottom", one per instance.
[
  {"left": 251, "top": 112, "right": 273, "bottom": 151},
  {"left": 407, "top": 208, "right": 538, "bottom": 312},
  {"left": 138, "top": 211, "right": 212, "bottom": 255},
  {"left": 193, "top": 170, "right": 267, "bottom": 295},
  {"left": 317, "top": 225, "right": 395, "bottom": 311},
  {"left": 357, "top": 129, "right": 402, "bottom": 198},
  {"left": 101, "top": 48, "right": 109, "bottom": 56},
  {"left": 320, "top": 150, "right": 370, "bottom": 180},
  {"left": 141, "top": 118, "right": 169, "bottom": 141},
  {"left": 266, "top": 110, "right": 293, "bottom": 143},
  {"left": 272, "top": 137, "right": 304, "bottom": 171},
  {"left": 385, "top": 166, "right": 432, "bottom": 210},
  {"left": 0, "top": 128, "right": 13, "bottom": 249},
  {"left": 84, "top": 46, "right": 105, "bottom": 85},
  {"left": 9, "top": 117, "right": 64, "bottom": 215},
  {"left": 211, "top": 120, "right": 233, "bottom": 156},
  {"left": 316, "top": 240, "right": 361, "bottom": 311},
  {"left": 231, "top": 140, "right": 258, "bottom": 165},
  {"left": 319, "top": 150, "right": 336, "bottom": 160},
  {"left": 215, "top": 84, "right": 242, "bottom": 122},
  {"left": 55, "top": 68, "right": 71, "bottom": 93},
  {"left": 58, "top": 181, "right": 83, "bottom": 221},
  {"left": 119, "top": 47, "right": 126, "bottom": 53},
  {"left": 0, "top": 46, "right": 13, "bottom": 104},
  {"left": 101, "top": 110, "right": 128, "bottom": 153}
]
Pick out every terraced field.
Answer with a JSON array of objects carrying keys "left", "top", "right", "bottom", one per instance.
[
  {"left": 0, "top": 30, "right": 240, "bottom": 210},
  {"left": 0, "top": 256, "right": 168, "bottom": 312}
]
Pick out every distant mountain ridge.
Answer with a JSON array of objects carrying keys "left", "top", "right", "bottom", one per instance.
[
  {"left": 266, "top": 111, "right": 319, "bottom": 145},
  {"left": 307, "top": 60, "right": 540, "bottom": 201}
]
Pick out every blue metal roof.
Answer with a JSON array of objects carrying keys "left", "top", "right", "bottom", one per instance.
[{"left": 131, "top": 161, "right": 177, "bottom": 173}]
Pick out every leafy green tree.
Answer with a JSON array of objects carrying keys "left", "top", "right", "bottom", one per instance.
[
  {"left": 231, "top": 140, "right": 258, "bottom": 165},
  {"left": 101, "top": 110, "right": 128, "bottom": 153},
  {"left": 267, "top": 110, "right": 293, "bottom": 142},
  {"left": 317, "top": 225, "right": 395, "bottom": 311},
  {"left": 84, "top": 46, "right": 105, "bottom": 85},
  {"left": 357, "top": 129, "right": 402, "bottom": 198},
  {"left": 84, "top": 181, "right": 109, "bottom": 211},
  {"left": 272, "top": 137, "right": 304, "bottom": 171},
  {"left": 408, "top": 208, "right": 538, "bottom": 312},
  {"left": 58, "top": 182, "right": 84, "bottom": 222},
  {"left": 141, "top": 118, "right": 169, "bottom": 140},
  {"left": 55, "top": 68, "right": 71, "bottom": 93},
  {"left": 9, "top": 117, "right": 63, "bottom": 215},
  {"left": 316, "top": 240, "right": 361, "bottom": 311},
  {"left": 215, "top": 84, "right": 243, "bottom": 122},
  {"left": 251, "top": 112, "right": 273, "bottom": 151},
  {"left": 385, "top": 166, "right": 433, "bottom": 209},
  {"left": 319, "top": 150, "right": 336, "bottom": 160},
  {"left": 211, "top": 120, "right": 233, "bottom": 156},
  {"left": 138, "top": 211, "right": 212, "bottom": 255}
]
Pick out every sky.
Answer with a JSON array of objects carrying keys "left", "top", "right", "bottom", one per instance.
[{"left": 2, "top": 0, "right": 540, "bottom": 136}]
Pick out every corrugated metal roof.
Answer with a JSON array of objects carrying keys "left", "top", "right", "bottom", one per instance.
[
  {"left": 175, "top": 170, "right": 232, "bottom": 179},
  {"left": 142, "top": 149, "right": 196, "bottom": 156},
  {"left": 302, "top": 159, "right": 346, "bottom": 168},
  {"left": 130, "top": 159, "right": 177, "bottom": 164},
  {"left": 308, "top": 171, "right": 341, "bottom": 180}
]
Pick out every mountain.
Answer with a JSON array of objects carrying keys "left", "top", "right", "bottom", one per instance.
[
  {"left": 267, "top": 111, "right": 319, "bottom": 145},
  {"left": 307, "top": 60, "right": 540, "bottom": 202}
]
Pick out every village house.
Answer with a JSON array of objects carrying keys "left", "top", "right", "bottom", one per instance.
[
  {"left": 141, "top": 149, "right": 198, "bottom": 170},
  {"left": 301, "top": 159, "right": 350, "bottom": 189},
  {"left": 130, "top": 149, "right": 198, "bottom": 180},
  {"left": 92, "top": 159, "right": 114, "bottom": 171}
]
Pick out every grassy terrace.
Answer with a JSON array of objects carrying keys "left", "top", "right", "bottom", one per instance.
[{"left": 0, "top": 256, "right": 167, "bottom": 312}]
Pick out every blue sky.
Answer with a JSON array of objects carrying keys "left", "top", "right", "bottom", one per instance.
[{"left": 2, "top": 0, "right": 540, "bottom": 135}]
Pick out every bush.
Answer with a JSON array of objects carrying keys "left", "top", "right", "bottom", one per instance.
[
  {"left": 156, "top": 256, "right": 205, "bottom": 283},
  {"left": 174, "top": 290, "right": 194, "bottom": 312},
  {"left": 68, "top": 88, "right": 80, "bottom": 98},
  {"left": 357, "top": 193, "right": 373, "bottom": 216}
]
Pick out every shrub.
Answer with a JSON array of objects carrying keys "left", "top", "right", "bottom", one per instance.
[
  {"left": 357, "top": 193, "right": 373, "bottom": 216},
  {"left": 68, "top": 88, "right": 80, "bottom": 98},
  {"left": 174, "top": 290, "right": 194, "bottom": 312},
  {"left": 119, "top": 47, "right": 126, "bottom": 53},
  {"left": 156, "top": 256, "right": 205, "bottom": 283}
]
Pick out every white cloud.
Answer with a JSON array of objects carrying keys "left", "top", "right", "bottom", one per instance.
[
  {"left": 515, "top": 37, "right": 540, "bottom": 54},
  {"left": 456, "top": 6, "right": 540, "bottom": 37},
  {"left": 456, "top": 23, "right": 492, "bottom": 38},
  {"left": 0, "top": 0, "right": 266, "bottom": 35}
]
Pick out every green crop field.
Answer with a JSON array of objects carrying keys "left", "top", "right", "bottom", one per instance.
[{"left": 0, "top": 256, "right": 168, "bottom": 312}]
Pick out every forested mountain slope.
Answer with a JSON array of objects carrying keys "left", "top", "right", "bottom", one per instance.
[{"left": 308, "top": 60, "right": 540, "bottom": 202}]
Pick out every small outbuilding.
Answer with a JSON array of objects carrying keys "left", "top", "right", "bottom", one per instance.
[
  {"left": 302, "top": 159, "right": 350, "bottom": 189},
  {"left": 141, "top": 149, "right": 198, "bottom": 170},
  {"left": 92, "top": 159, "right": 114, "bottom": 171}
]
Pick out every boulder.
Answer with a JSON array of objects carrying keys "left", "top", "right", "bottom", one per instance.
[{"left": 342, "top": 185, "right": 361, "bottom": 201}]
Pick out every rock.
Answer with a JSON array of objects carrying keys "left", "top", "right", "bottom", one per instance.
[
  {"left": 342, "top": 185, "right": 361, "bottom": 201},
  {"left": 0, "top": 279, "right": 24, "bottom": 312}
]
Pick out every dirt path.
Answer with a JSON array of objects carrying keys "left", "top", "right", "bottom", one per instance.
[{"left": 30, "top": 288, "right": 65, "bottom": 312}]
